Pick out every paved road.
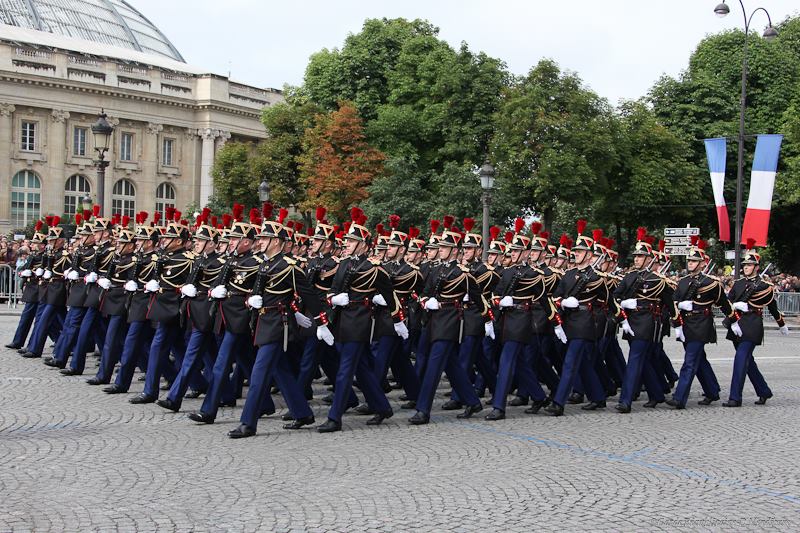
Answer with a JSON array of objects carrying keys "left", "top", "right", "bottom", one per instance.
[{"left": 1, "top": 316, "right": 799, "bottom": 532}]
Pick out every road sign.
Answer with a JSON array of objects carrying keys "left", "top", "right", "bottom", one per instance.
[
  {"left": 663, "top": 236, "right": 691, "bottom": 245},
  {"left": 664, "top": 227, "right": 700, "bottom": 237},
  {"left": 664, "top": 245, "right": 691, "bottom": 256}
]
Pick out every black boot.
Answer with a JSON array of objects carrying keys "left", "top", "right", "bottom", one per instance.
[
  {"left": 129, "top": 393, "right": 156, "bottom": 404},
  {"left": 187, "top": 411, "right": 215, "bottom": 424},
  {"left": 566, "top": 392, "right": 584, "bottom": 404},
  {"left": 353, "top": 403, "right": 374, "bottom": 416},
  {"left": 284, "top": 416, "right": 315, "bottom": 429},
  {"left": 508, "top": 396, "right": 528, "bottom": 407},
  {"left": 441, "top": 399, "right": 463, "bottom": 411},
  {"left": 484, "top": 408, "right": 505, "bottom": 421},
  {"left": 697, "top": 396, "right": 719, "bottom": 406},
  {"left": 156, "top": 398, "right": 181, "bottom": 412},
  {"left": 227, "top": 424, "right": 256, "bottom": 439},
  {"left": 581, "top": 401, "right": 606, "bottom": 411},
  {"left": 755, "top": 396, "right": 770, "bottom": 405},
  {"left": 665, "top": 399, "right": 685, "bottom": 409},
  {"left": 457, "top": 403, "right": 483, "bottom": 419},
  {"left": 543, "top": 403, "right": 564, "bottom": 416},
  {"left": 615, "top": 403, "right": 631, "bottom": 413},
  {"left": 366, "top": 411, "right": 393, "bottom": 426},
  {"left": 525, "top": 398, "right": 549, "bottom": 415},
  {"left": 722, "top": 399, "right": 742, "bottom": 407},
  {"left": 317, "top": 419, "right": 342, "bottom": 433},
  {"left": 408, "top": 411, "right": 430, "bottom": 425},
  {"left": 643, "top": 399, "right": 664, "bottom": 408}
]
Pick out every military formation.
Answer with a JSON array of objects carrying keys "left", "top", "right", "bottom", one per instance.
[{"left": 5, "top": 203, "right": 790, "bottom": 438}]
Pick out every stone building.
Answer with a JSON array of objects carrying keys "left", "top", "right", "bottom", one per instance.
[{"left": 0, "top": 0, "right": 281, "bottom": 232}]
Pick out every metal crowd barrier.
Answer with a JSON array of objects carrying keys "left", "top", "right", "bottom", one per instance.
[
  {"left": 0, "top": 264, "right": 22, "bottom": 308},
  {"left": 775, "top": 292, "right": 800, "bottom": 317}
]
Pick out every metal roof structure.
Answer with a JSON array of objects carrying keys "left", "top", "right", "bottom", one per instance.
[{"left": 0, "top": 0, "right": 184, "bottom": 62}]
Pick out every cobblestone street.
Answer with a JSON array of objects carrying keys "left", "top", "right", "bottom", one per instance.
[{"left": 1, "top": 315, "right": 799, "bottom": 532}]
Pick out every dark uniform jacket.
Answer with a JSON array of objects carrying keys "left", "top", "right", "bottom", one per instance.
[
  {"left": 213, "top": 251, "right": 261, "bottom": 335},
  {"left": 146, "top": 249, "right": 194, "bottom": 323},
  {"left": 421, "top": 260, "right": 487, "bottom": 343},
  {"left": 672, "top": 273, "right": 734, "bottom": 343},
  {"left": 296, "top": 253, "right": 339, "bottom": 339},
  {"left": 185, "top": 252, "right": 223, "bottom": 333},
  {"left": 43, "top": 247, "right": 70, "bottom": 306},
  {"left": 98, "top": 251, "right": 136, "bottom": 316},
  {"left": 253, "top": 252, "right": 327, "bottom": 347},
  {"left": 127, "top": 252, "right": 158, "bottom": 323},
  {"left": 66, "top": 246, "right": 95, "bottom": 308},
  {"left": 725, "top": 276, "right": 784, "bottom": 345},
  {"left": 493, "top": 263, "right": 558, "bottom": 343},
  {"left": 553, "top": 265, "right": 610, "bottom": 341},
  {"left": 462, "top": 261, "right": 496, "bottom": 337},
  {"left": 614, "top": 269, "right": 676, "bottom": 342},
  {"left": 20, "top": 252, "right": 42, "bottom": 304},
  {"left": 375, "top": 259, "right": 424, "bottom": 338},
  {"left": 329, "top": 255, "right": 402, "bottom": 344},
  {"left": 84, "top": 243, "right": 115, "bottom": 309}
]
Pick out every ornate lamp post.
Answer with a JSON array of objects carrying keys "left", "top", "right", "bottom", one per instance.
[
  {"left": 91, "top": 110, "right": 114, "bottom": 216},
  {"left": 258, "top": 179, "right": 271, "bottom": 203},
  {"left": 479, "top": 160, "right": 496, "bottom": 261},
  {"left": 714, "top": 1, "right": 777, "bottom": 278}
]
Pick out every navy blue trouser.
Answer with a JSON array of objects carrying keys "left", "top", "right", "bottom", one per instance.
[
  {"left": 26, "top": 303, "right": 65, "bottom": 356},
  {"left": 327, "top": 341, "right": 391, "bottom": 423},
  {"left": 673, "top": 341, "right": 720, "bottom": 406},
  {"left": 728, "top": 340, "right": 772, "bottom": 402},
  {"left": 69, "top": 306, "right": 108, "bottom": 373},
  {"left": 240, "top": 342, "right": 313, "bottom": 429},
  {"left": 493, "top": 339, "right": 546, "bottom": 411},
  {"left": 450, "top": 335, "right": 481, "bottom": 404},
  {"left": 52, "top": 306, "right": 86, "bottom": 364},
  {"left": 416, "top": 340, "right": 480, "bottom": 416},
  {"left": 94, "top": 315, "right": 129, "bottom": 382},
  {"left": 142, "top": 322, "right": 185, "bottom": 397},
  {"left": 619, "top": 340, "right": 665, "bottom": 406},
  {"left": 11, "top": 301, "right": 37, "bottom": 346},
  {"left": 414, "top": 328, "right": 431, "bottom": 378},
  {"left": 600, "top": 336, "right": 626, "bottom": 387},
  {"left": 199, "top": 332, "right": 253, "bottom": 419},
  {"left": 114, "top": 321, "right": 154, "bottom": 391},
  {"left": 554, "top": 339, "right": 605, "bottom": 406},
  {"left": 376, "top": 335, "right": 420, "bottom": 401},
  {"left": 166, "top": 328, "right": 220, "bottom": 406},
  {"left": 474, "top": 336, "right": 499, "bottom": 396}
]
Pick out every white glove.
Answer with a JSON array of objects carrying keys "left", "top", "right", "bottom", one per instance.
[
  {"left": 180, "top": 284, "right": 197, "bottom": 298},
  {"left": 673, "top": 326, "right": 685, "bottom": 342},
  {"left": 43, "top": 270, "right": 52, "bottom": 280},
  {"left": 316, "top": 324, "right": 334, "bottom": 346},
  {"left": 210, "top": 285, "right": 227, "bottom": 299},
  {"left": 484, "top": 321, "right": 495, "bottom": 340},
  {"left": 463, "top": 294, "right": 470, "bottom": 302},
  {"left": 394, "top": 321, "right": 410, "bottom": 339},
  {"left": 732, "top": 301, "right": 749, "bottom": 312},
  {"left": 499, "top": 295, "right": 514, "bottom": 308},
  {"left": 731, "top": 321, "right": 743, "bottom": 337},
  {"left": 779, "top": 325, "right": 789, "bottom": 336},
  {"left": 295, "top": 312, "right": 313, "bottom": 329},
  {"left": 621, "top": 319, "right": 635, "bottom": 337},
  {"left": 424, "top": 297, "right": 440, "bottom": 310},
  {"left": 330, "top": 293, "right": 349, "bottom": 307},
  {"left": 372, "top": 294, "right": 387, "bottom": 306},
  {"left": 620, "top": 298, "right": 637, "bottom": 310},
  {"left": 247, "top": 295, "right": 263, "bottom": 309},
  {"left": 20, "top": 269, "right": 32, "bottom": 278},
  {"left": 144, "top": 279, "right": 160, "bottom": 293},
  {"left": 34, "top": 268, "right": 44, "bottom": 277},
  {"left": 84, "top": 272, "right": 98, "bottom": 283},
  {"left": 678, "top": 300, "right": 693, "bottom": 312},
  {"left": 63, "top": 267, "right": 72, "bottom": 279},
  {"left": 98, "top": 277, "right": 111, "bottom": 290},
  {"left": 124, "top": 280, "right": 138, "bottom": 292},
  {"left": 561, "top": 296, "right": 579, "bottom": 309},
  {"left": 554, "top": 324, "right": 568, "bottom": 344},
  {"left": 67, "top": 270, "right": 79, "bottom": 281}
]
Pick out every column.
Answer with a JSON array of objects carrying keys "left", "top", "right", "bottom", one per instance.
[
  {"left": 48, "top": 109, "right": 70, "bottom": 218},
  {"left": 141, "top": 122, "right": 163, "bottom": 216},
  {"left": 0, "top": 104, "right": 15, "bottom": 227},
  {"left": 198, "top": 128, "right": 218, "bottom": 208}
]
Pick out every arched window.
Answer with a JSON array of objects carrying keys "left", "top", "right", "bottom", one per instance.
[
  {"left": 63, "top": 175, "right": 91, "bottom": 218},
  {"left": 155, "top": 182, "right": 176, "bottom": 221},
  {"left": 10, "top": 170, "right": 41, "bottom": 228},
  {"left": 112, "top": 179, "right": 136, "bottom": 218}
]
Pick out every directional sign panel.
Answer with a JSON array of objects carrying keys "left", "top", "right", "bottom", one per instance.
[
  {"left": 664, "top": 236, "right": 691, "bottom": 245},
  {"left": 664, "top": 227, "right": 700, "bottom": 237},
  {"left": 664, "top": 245, "right": 691, "bottom": 256}
]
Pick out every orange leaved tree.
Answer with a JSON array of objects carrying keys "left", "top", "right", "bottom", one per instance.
[{"left": 300, "top": 102, "right": 386, "bottom": 222}]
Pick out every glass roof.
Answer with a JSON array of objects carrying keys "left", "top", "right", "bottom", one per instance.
[{"left": 0, "top": 0, "right": 184, "bottom": 62}]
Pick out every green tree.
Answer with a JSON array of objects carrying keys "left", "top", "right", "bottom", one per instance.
[{"left": 211, "top": 141, "right": 259, "bottom": 208}]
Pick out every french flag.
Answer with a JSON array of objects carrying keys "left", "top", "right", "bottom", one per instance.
[
  {"left": 704, "top": 138, "right": 730, "bottom": 242},
  {"left": 741, "top": 134, "right": 783, "bottom": 246}
]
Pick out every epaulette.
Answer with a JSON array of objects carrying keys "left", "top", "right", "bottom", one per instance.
[
  {"left": 368, "top": 257, "right": 382, "bottom": 265},
  {"left": 484, "top": 264, "right": 495, "bottom": 272},
  {"left": 408, "top": 263, "right": 420, "bottom": 271},
  {"left": 185, "top": 251, "right": 197, "bottom": 260},
  {"left": 705, "top": 274, "right": 721, "bottom": 282},
  {"left": 62, "top": 250, "right": 69, "bottom": 256},
  {"left": 151, "top": 254, "right": 159, "bottom": 261},
  {"left": 332, "top": 257, "right": 342, "bottom": 264},
  {"left": 253, "top": 256, "right": 264, "bottom": 263},
  {"left": 458, "top": 264, "right": 470, "bottom": 272},
  {"left": 285, "top": 257, "right": 297, "bottom": 265}
]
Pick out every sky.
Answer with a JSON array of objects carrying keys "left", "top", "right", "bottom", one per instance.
[{"left": 135, "top": 0, "right": 800, "bottom": 105}]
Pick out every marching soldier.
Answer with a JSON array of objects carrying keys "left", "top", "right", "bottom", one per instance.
[
  {"left": 667, "top": 237, "right": 734, "bottom": 409},
  {"left": 6, "top": 221, "right": 46, "bottom": 350},
  {"left": 722, "top": 239, "right": 789, "bottom": 406}
]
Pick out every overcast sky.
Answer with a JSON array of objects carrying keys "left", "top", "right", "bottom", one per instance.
[{"left": 136, "top": 0, "right": 799, "bottom": 105}]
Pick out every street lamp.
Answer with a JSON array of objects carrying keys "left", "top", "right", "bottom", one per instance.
[
  {"left": 714, "top": 0, "right": 777, "bottom": 279},
  {"left": 81, "top": 193, "right": 92, "bottom": 214},
  {"left": 91, "top": 110, "right": 114, "bottom": 217},
  {"left": 479, "top": 159, "right": 495, "bottom": 261},
  {"left": 258, "top": 179, "right": 271, "bottom": 202}
]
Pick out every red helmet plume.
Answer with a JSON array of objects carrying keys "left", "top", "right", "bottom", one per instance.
[
  {"left": 462, "top": 217, "right": 475, "bottom": 232},
  {"left": 443, "top": 215, "right": 454, "bottom": 230},
  {"left": 429, "top": 219, "right": 440, "bottom": 234},
  {"left": 504, "top": 231, "right": 514, "bottom": 243},
  {"left": 514, "top": 217, "right": 525, "bottom": 233},
  {"left": 489, "top": 225, "right": 500, "bottom": 241},
  {"left": 34, "top": 220, "right": 43, "bottom": 232},
  {"left": 389, "top": 214, "right": 401, "bottom": 230},
  {"left": 592, "top": 229, "right": 604, "bottom": 242},
  {"left": 92, "top": 204, "right": 100, "bottom": 217},
  {"left": 745, "top": 238, "right": 756, "bottom": 250},
  {"left": 122, "top": 215, "right": 130, "bottom": 228},
  {"left": 576, "top": 219, "right": 587, "bottom": 235},
  {"left": 540, "top": 231, "right": 550, "bottom": 241},
  {"left": 316, "top": 206, "right": 327, "bottom": 222},
  {"left": 636, "top": 226, "right": 647, "bottom": 241},
  {"left": 530, "top": 221, "right": 542, "bottom": 236},
  {"left": 278, "top": 208, "right": 289, "bottom": 224},
  {"left": 75, "top": 213, "right": 83, "bottom": 225}
]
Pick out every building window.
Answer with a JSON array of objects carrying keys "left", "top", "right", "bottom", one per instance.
[
  {"left": 73, "top": 127, "right": 87, "bottom": 156},
  {"left": 155, "top": 182, "right": 176, "bottom": 220},
  {"left": 64, "top": 175, "right": 91, "bottom": 217},
  {"left": 120, "top": 132, "right": 133, "bottom": 161},
  {"left": 10, "top": 170, "right": 41, "bottom": 228},
  {"left": 21, "top": 121, "right": 36, "bottom": 151},
  {"left": 162, "top": 138, "right": 174, "bottom": 166},
  {"left": 112, "top": 179, "right": 136, "bottom": 217}
]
